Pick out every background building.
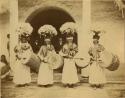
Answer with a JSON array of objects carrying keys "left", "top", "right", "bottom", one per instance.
[{"left": 0, "top": 0, "right": 125, "bottom": 81}]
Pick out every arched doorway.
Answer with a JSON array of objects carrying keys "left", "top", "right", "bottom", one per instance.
[{"left": 26, "top": 6, "right": 77, "bottom": 53}]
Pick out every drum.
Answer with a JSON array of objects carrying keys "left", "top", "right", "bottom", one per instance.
[
  {"left": 107, "top": 55, "right": 120, "bottom": 71},
  {"left": 74, "top": 53, "right": 90, "bottom": 68},
  {"left": 48, "top": 53, "right": 64, "bottom": 69},
  {"left": 100, "top": 51, "right": 120, "bottom": 71},
  {"left": 99, "top": 50, "right": 113, "bottom": 68},
  {"left": 21, "top": 50, "right": 41, "bottom": 73}
]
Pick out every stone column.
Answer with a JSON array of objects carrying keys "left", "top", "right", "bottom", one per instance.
[
  {"left": 9, "top": 0, "right": 18, "bottom": 71},
  {"left": 81, "top": 0, "right": 91, "bottom": 77}
]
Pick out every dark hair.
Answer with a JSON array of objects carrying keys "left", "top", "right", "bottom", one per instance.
[
  {"left": 93, "top": 34, "right": 100, "bottom": 40},
  {"left": 7, "top": 34, "right": 10, "bottom": 38},
  {"left": 92, "top": 30, "right": 100, "bottom": 40},
  {"left": 19, "top": 33, "right": 30, "bottom": 42},
  {"left": 1, "top": 55, "right": 8, "bottom": 65}
]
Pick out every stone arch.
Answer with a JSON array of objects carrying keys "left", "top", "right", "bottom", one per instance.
[{"left": 26, "top": 6, "right": 77, "bottom": 53}]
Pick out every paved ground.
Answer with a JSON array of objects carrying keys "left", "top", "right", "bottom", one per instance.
[{"left": 1, "top": 73, "right": 125, "bottom": 98}]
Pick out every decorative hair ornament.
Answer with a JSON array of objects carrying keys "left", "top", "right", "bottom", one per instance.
[
  {"left": 60, "top": 22, "right": 78, "bottom": 36},
  {"left": 16, "top": 22, "right": 33, "bottom": 36},
  {"left": 38, "top": 25, "right": 57, "bottom": 37},
  {"left": 91, "top": 30, "right": 106, "bottom": 40}
]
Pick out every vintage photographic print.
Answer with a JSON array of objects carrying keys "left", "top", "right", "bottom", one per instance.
[{"left": 0, "top": 0, "right": 125, "bottom": 98}]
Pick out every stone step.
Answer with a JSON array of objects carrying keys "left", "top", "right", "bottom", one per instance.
[{"left": 30, "top": 73, "right": 125, "bottom": 84}]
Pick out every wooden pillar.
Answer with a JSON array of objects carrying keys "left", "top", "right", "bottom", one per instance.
[{"left": 9, "top": 0, "right": 18, "bottom": 70}]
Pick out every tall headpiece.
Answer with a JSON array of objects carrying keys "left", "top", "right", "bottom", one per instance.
[
  {"left": 38, "top": 24, "right": 57, "bottom": 39},
  {"left": 16, "top": 22, "right": 33, "bottom": 41},
  {"left": 60, "top": 22, "right": 78, "bottom": 37}
]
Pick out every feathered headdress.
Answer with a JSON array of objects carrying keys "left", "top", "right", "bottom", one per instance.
[
  {"left": 60, "top": 22, "right": 78, "bottom": 36},
  {"left": 91, "top": 30, "right": 105, "bottom": 40},
  {"left": 38, "top": 25, "right": 57, "bottom": 38},
  {"left": 92, "top": 30, "right": 101, "bottom": 40},
  {"left": 16, "top": 22, "right": 33, "bottom": 36}
]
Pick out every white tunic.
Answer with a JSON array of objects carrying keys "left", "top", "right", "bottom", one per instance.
[
  {"left": 13, "top": 43, "right": 32, "bottom": 85},
  {"left": 38, "top": 62, "right": 53, "bottom": 85},
  {"left": 13, "top": 60, "right": 31, "bottom": 85},
  {"left": 62, "top": 58, "right": 79, "bottom": 84},
  {"left": 37, "top": 45, "right": 54, "bottom": 85},
  {"left": 88, "top": 44, "right": 106, "bottom": 84},
  {"left": 60, "top": 43, "right": 79, "bottom": 84},
  {"left": 89, "top": 62, "right": 106, "bottom": 84}
]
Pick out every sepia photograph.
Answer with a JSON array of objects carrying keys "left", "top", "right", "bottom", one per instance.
[{"left": 0, "top": 0, "right": 125, "bottom": 98}]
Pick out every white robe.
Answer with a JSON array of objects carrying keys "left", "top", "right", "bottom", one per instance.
[
  {"left": 37, "top": 62, "right": 53, "bottom": 85},
  {"left": 13, "top": 60, "right": 31, "bottom": 85},
  {"left": 13, "top": 43, "right": 32, "bottom": 85},
  {"left": 37, "top": 45, "right": 54, "bottom": 85},
  {"left": 62, "top": 58, "right": 79, "bottom": 84},
  {"left": 89, "top": 62, "right": 106, "bottom": 84},
  {"left": 60, "top": 43, "right": 79, "bottom": 84},
  {"left": 88, "top": 44, "right": 106, "bottom": 84}
]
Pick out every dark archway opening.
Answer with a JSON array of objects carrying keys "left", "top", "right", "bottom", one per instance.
[{"left": 26, "top": 7, "right": 77, "bottom": 53}]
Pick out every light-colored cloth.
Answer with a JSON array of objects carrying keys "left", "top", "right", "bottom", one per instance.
[
  {"left": 88, "top": 44, "right": 106, "bottom": 84},
  {"left": 37, "top": 45, "right": 54, "bottom": 85},
  {"left": 13, "top": 43, "right": 32, "bottom": 85},
  {"left": 38, "top": 62, "right": 53, "bottom": 85},
  {"left": 89, "top": 62, "right": 106, "bottom": 84},
  {"left": 60, "top": 43, "right": 79, "bottom": 84},
  {"left": 13, "top": 60, "right": 31, "bottom": 85},
  {"left": 62, "top": 58, "right": 79, "bottom": 84}
]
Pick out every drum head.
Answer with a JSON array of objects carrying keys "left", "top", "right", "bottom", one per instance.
[
  {"left": 74, "top": 52, "right": 90, "bottom": 68},
  {"left": 48, "top": 53, "right": 64, "bottom": 69}
]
